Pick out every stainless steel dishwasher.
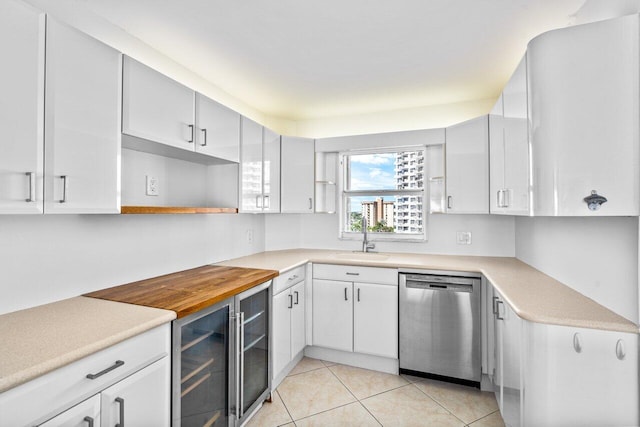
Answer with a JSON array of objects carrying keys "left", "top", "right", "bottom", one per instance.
[{"left": 399, "top": 270, "right": 481, "bottom": 387}]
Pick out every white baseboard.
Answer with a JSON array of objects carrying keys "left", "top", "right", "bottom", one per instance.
[
  {"left": 271, "top": 350, "right": 305, "bottom": 391},
  {"left": 305, "top": 346, "right": 399, "bottom": 374}
]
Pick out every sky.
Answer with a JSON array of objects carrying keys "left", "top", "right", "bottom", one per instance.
[{"left": 348, "top": 153, "right": 398, "bottom": 212}]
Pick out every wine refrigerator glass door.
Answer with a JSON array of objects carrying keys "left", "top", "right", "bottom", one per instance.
[
  {"left": 236, "top": 280, "right": 271, "bottom": 424},
  {"left": 173, "top": 298, "right": 234, "bottom": 427}
]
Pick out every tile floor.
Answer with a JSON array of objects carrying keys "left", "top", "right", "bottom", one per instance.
[{"left": 245, "top": 357, "right": 505, "bottom": 427}]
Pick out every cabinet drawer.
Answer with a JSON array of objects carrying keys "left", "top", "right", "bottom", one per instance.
[
  {"left": 313, "top": 264, "right": 397, "bottom": 285},
  {"left": 0, "top": 324, "right": 170, "bottom": 427},
  {"left": 273, "top": 265, "right": 306, "bottom": 295}
]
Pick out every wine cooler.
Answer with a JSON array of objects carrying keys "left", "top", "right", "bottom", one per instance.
[{"left": 172, "top": 280, "right": 272, "bottom": 427}]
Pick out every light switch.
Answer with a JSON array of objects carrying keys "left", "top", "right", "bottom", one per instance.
[{"left": 456, "top": 231, "right": 472, "bottom": 245}]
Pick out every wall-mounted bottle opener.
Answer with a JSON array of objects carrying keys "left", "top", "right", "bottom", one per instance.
[{"left": 583, "top": 190, "right": 607, "bottom": 211}]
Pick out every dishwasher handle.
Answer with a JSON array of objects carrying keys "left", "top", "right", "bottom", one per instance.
[{"left": 404, "top": 280, "right": 473, "bottom": 293}]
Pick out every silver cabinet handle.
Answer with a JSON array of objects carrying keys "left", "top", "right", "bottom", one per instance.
[
  {"left": 187, "top": 124, "right": 194, "bottom": 143},
  {"left": 288, "top": 294, "right": 293, "bottom": 309},
  {"left": 58, "top": 175, "right": 68, "bottom": 203},
  {"left": 25, "top": 172, "right": 35, "bottom": 202},
  {"left": 115, "top": 397, "right": 124, "bottom": 427},
  {"left": 86, "top": 360, "right": 124, "bottom": 379},
  {"left": 238, "top": 311, "right": 245, "bottom": 418},
  {"left": 83, "top": 416, "right": 94, "bottom": 427},
  {"left": 345, "top": 272, "right": 359, "bottom": 276},
  {"left": 287, "top": 275, "right": 298, "bottom": 281},
  {"left": 200, "top": 128, "right": 207, "bottom": 146},
  {"left": 616, "top": 339, "right": 626, "bottom": 360},
  {"left": 492, "top": 296, "right": 499, "bottom": 315},
  {"left": 294, "top": 291, "right": 299, "bottom": 305},
  {"left": 495, "top": 300, "right": 505, "bottom": 320},
  {"left": 344, "top": 287, "right": 348, "bottom": 301},
  {"left": 503, "top": 189, "right": 510, "bottom": 208},
  {"left": 497, "top": 190, "right": 503, "bottom": 208},
  {"left": 573, "top": 333, "right": 583, "bottom": 353},
  {"left": 234, "top": 313, "right": 242, "bottom": 417},
  {"left": 447, "top": 195, "right": 452, "bottom": 209},
  {"left": 264, "top": 195, "right": 270, "bottom": 209},
  {"left": 308, "top": 197, "right": 313, "bottom": 210},
  {"left": 357, "top": 288, "right": 360, "bottom": 302}
]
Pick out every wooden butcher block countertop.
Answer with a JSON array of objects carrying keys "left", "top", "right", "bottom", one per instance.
[{"left": 85, "top": 265, "right": 279, "bottom": 318}]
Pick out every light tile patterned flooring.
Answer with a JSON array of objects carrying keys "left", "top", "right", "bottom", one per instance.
[{"left": 245, "top": 357, "right": 505, "bottom": 427}]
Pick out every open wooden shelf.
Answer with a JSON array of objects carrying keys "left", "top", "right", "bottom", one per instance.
[{"left": 121, "top": 206, "right": 238, "bottom": 214}]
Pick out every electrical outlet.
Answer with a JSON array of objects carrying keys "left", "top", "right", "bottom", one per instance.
[
  {"left": 456, "top": 231, "right": 472, "bottom": 245},
  {"left": 246, "top": 229, "right": 253, "bottom": 244},
  {"left": 146, "top": 175, "right": 159, "bottom": 196}
]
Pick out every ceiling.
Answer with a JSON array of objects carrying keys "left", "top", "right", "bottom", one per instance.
[{"left": 70, "top": 0, "right": 617, "bottom": 121}]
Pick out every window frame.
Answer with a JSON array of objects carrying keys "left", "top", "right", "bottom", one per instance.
[{"left": 338, "top": 146, "right": 428, "bottom": 243}]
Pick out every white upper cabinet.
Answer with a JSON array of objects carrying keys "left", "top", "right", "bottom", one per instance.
[
  {"left": 263, "top": 127, "right": 281, "bottom": 213},
  {"left": 122, "top": 56, "right": 195, "bottom": 151},
  {"left": 195, "top": 94, "right": 240, "bottom": 162},
  {"left": 44, "top": 18, "right": 121, "bottom": 214},
  {"left": 445, "top": 116, "right": 489, "bottom": 214},
  {"left": 240, "top": 117, "right": 264, "bottom": 212},
  {"left": 240, "top": 117, "right": 281, "bottom": 213},
  {"left": 490, "top": 57, "right": 530, "bottom": 215},
  {"left": 528, "top": 15, "right": 639, "bottom": 216},
  {"left": 0, "top": 0, "right": 45, "bottom": 214},
  {"left": 281, "top": 136, "right": 315, "bottom": 213}
]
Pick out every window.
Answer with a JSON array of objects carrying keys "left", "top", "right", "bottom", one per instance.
[{"left": 339, "top": 148, "right": 426, "bottom": 241}]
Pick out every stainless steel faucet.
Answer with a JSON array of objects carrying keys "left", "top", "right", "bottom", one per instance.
[{"left": 362, "top": 216, "right": 376, "bottom": 252}]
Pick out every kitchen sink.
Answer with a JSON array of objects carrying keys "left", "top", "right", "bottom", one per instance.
[{"left": 332, "top": 252, "right": 390, "bottom": 261}]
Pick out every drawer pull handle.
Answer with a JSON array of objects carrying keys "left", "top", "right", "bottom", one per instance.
[
  {"left": 86, "top": 360, "right": 124, "bottom": 379},
  {"left": 115, "top": 397, "right": 125, "bottom": 427},
  {"left": 288, "top": 275, "right": 299, "bottom": 281},
  {"left": 83, "top": 416, "right": 94, "bottom": 427},
  {"left": 345, "top": 272, "right": 359, "bottom": 276}
]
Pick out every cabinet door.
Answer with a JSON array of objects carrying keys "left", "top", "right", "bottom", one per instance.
[
  {"left": 498, "top": 298, "right": 522, "bottom": 427},
  {"left": 39, "top": 394, "right": 100, "bottom": 427},
  {"left": 489, "top": 95, "right": 506, "bottom": 213},
  {"left": 290, "top": 281, "right": 306, "bottom": 357},
  {"left": 353, "top": 283, "right": 398, "bottom": 358},
  {"left": 240, "top": 117, "right": 263, "bottom": 212},
  {"left": 272, "top": 289, "right": 292, "bottom": 381},
  {"left": 0, "top": 0, "right": 44, "bottom": 214},
  {"left": 195, "top": 93, "right": 240, "bottom": 162},
  {"left": 102, "top": 357, "right": 170, "bottom": 427},
  {"left": 281, "top": 136, "right": 315, "bottom": 213},
  {"left": 523, "top": 323, "right": 638, "bottom": 426},
  {"left": 501, "top": 56, "right": 530, "bottom": 215},
  {"left": 528, "top": 15, "right": 639, "bottom": 216},
  {"left": 445, "top": 116, "right": 489, "bottom": 214},
  {"left": 122, "top": 56, "right": 195, "bottom": 150},
  {"left": 263, "top": 127, "right": 281, "bottom": 213},
  {"left": 44, "top": 18, "right": 121, "bottom": 213},
  {"left": 312, "top": 279, "right": 352, "bottom": 352}
]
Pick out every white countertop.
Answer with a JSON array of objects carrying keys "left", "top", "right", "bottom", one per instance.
[
  {"left": 218, "top": 249, "right": 639, "bottom": 334},
  {"left": 0, "top": 296, "right": 175, "bottom": 393}
]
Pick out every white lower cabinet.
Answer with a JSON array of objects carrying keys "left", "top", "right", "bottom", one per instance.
[
  {"left": 273, "top": 281, "right": 306, "bottom": 381},
  {"left": 312, "top": 264, "right": 398, "bottom": 359},
  {"left": 491, "top": 289, "right": 638, "bottom": 427},
  {"left": 0, "top": 324, "right": 170, "bottom": 427},
  {"left": 353, "top": 282, "right": 398, "bottom": 358},
  {"left": 272, "top": 266, "right": 307, "bottom": 385},
  {"left": 101, "top": 356, "right": 170, "bottom": 427}
]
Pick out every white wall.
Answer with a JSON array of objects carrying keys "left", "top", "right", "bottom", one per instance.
[
  {"left": 266, "top": 213, "right": 515, "bottom": 256},
  {"left": 0, "top": 214, "right": 264, "bottom": 315},
  {"left": 515, "top": 216, "right": 638, "bottom": 323}
]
